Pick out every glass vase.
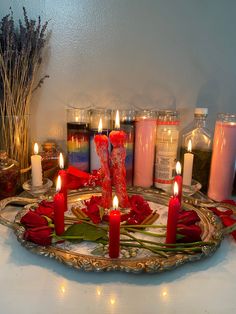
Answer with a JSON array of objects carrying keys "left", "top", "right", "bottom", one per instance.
[{"left": 0, "top": 114, "right": 30, "bottom": 183}]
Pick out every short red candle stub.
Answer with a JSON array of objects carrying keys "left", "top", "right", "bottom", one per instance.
[{"left": 109, "top": 209, "right": 121, "bottom": 258}]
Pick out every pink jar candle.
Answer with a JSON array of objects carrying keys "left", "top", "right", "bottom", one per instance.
[
  {"left": 133, "top": 110, "right": 157, "bottom": 187},
  {"left": 208, "top": 113, "right": 236, "bottom": 201}
]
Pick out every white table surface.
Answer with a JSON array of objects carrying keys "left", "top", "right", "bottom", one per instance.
[{"left": 0, "top": 205, "right": 236, "bottom": 314}]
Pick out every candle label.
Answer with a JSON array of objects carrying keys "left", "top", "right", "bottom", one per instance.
[
  {"left": 90, "top": 129, "right": 110, "bottom": 172},
  {"left": 67, "top": 123, "right": 90, "bottom": 172},
  {"left": 120, "top": 121, "right": 135, "bottom": 186},
  {"left": 154, "top": 123, "right": 179, "bottom": 192}
]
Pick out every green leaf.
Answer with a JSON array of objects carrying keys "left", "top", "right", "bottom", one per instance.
[{"left": 63, "top": 223, "right": 107, "bottom": 241}]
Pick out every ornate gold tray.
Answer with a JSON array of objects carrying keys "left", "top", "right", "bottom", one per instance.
[{"left": 0, "top": 187, "right": 223, "bottom": 273}]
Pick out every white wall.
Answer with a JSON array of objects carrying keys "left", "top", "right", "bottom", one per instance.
[{"left": 1, "top": 0, "right": 236, "bottom": 149}]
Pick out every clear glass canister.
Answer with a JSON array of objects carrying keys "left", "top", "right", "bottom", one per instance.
[
  {"left": 40, "top": 142, "right": 60, "bottom": 181},
  {"left": 120, "top": 110, "right": 136, "bottom": 186},
  {"left": 180, "top": 108, "right": 212, "bottom": 192},
  {"left": 89, "top": 109, "right": 111, "bottom": 172},
  {"left": 0, "top": 151, "right": 20, "bottom": 199},
  {"left": 208, "top": 113, "right": 236, "bottom": 201},
  {"left": 154, "top": 110, "right": 179, "bottom": 192},
  {"left": 133, "top": 110, "right": 157, "bottom": 188},
  {"left": 67, "top": 109, "right": 90, "bottom": 172}
]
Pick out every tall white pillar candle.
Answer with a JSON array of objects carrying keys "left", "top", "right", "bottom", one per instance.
[
  {"left": 31, "top": 143, "right": 43, "bottom": 186},
  {"left": 183, "top": 140, "right": 194, "bottom": 186}
]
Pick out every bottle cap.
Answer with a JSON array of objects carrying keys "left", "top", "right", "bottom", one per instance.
[{"left": 194, "top": 108, "right": 208, "bottom": 115}]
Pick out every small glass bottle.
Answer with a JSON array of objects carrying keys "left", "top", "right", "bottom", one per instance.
[
  {"left": 0, "top": 151, "right": 20, "bottom": 199},
  {"left": 89, "top": 109, "right": 111, "bottom": 172},
  {"left": 67, "top": 109, "right": 90, "bottom": 172},
  {"left": 133, "top": 110, "right": 157, "bottom": 187},
  {"left": 154, "top": 110, "right": 180, "bottom": 192},
  {"left": 40, "top": 142, "right": 60, "bottom": 181},
  {"left": 180, "top": 108, "right": 212, "bottom": 192},
  {"left": 120, "top": 110, "right": 135, "bottom": 186},
  {"left": 208, "top": 113, "right": 236, "bottom": 201}
]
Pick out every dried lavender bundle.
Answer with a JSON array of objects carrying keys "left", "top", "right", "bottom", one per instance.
[{"left": 0, "top": 7, "right": 49, "bottom": 174}]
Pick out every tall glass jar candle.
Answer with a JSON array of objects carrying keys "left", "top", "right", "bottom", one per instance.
[
  {"left": 133, "top": 110, "right": 157, "bottom": 187},
  {"left": 90, "top": 109, "right": 111, "bottom": 172},
  {"left": 208, "top": 113, "right": 236, "bottom": 201},
  {"left": 120, "top": 110, "right": 135, "bottom": 186},
  {"left": 67, "top": 109, "right": 90, "bottom": 172},
  {"left": 154, "top": 110, "right": 179, "bottom": 192}
]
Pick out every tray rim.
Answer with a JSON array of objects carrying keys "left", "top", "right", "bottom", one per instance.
[{"left": 0, "top": 187, "right": 224, "bottom": 273}]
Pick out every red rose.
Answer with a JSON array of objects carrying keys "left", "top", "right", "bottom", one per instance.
[
  {"left": 35, "top": 204, "right": 54, "bottom": 219},
  {"left": 82, "top": 203, "right": 101, "bottom": 224},
  {"left": 177, "top": 224, "right": 202, "bottom": 243},
  {"left": 20, "top": 210, "right": 48, "bottom": 228},
  {"left": 24, "top": 226, "right": 53, "bottom": 246},
  {"left": 178, "top": 210, "right": 200, "bottom": 226},
  {"left": 128, "top": 195, "right": 152, "bottom": 224},
  {"left": 84, "top": 196, "right": 103, "bottom": 207}
]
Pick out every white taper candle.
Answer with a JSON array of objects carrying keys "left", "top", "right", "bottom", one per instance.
[{"left": 31, "top": 143, "right": 43, "bottom": 187}]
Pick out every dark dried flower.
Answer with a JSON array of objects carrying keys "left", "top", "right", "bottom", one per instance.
[{"left": 0, "top": 7, "right": 49, "bottom": 170}]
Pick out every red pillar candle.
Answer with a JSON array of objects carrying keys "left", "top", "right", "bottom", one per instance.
[
  {"left": 174, "top": 161, "right": 183, "bottom": 204},
  {"left": 109, "top": 195, "right": 120, "bottom": 258},
  {"left": 166, "top": 181, "right": 181, "bottom": 244},
  {"left": 94, "top": 118, "right": 112, "bottom": 208},
  {"left": 59, "top": 153, "right": 67, "bottom": 212},
  {"left": 54, "top": 175, "right": 65, "bottom": 235},
  {"left": 109, "top": 110, "right": 130, "bottom": 208}
]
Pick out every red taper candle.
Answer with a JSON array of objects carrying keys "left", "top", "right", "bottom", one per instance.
[
  {"left": 53, "top": 175, "right": 65, "bottom": 236},
  {"left": 174, "top": 161, "right": 183, "bottom": 204},
  {"left": 166, "top": 181, "right": 181, "bottom": 244},
  {"left": 94, "top": 118, "right": 112, "bottom": 208},
  {"left": 109, "top": 195, "right": 120, "bottom": 258},
  {"left": 59, "top": 152, "right": 67, "bottom": 212}
]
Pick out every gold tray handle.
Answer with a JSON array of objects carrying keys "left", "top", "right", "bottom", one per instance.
[{"left": 0, "top": 197, "right": 37, "bottom": 230}]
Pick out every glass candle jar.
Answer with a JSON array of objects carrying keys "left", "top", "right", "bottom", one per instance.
[
  {"left": 0, "top": 151, "right": 20, "bottom": 199},
  {"left": 154, "top": 110, "right": 180, "bottom": 192},
  {"left": 133, "top": 110, "right": 157, "bottom": 187},
  {"left": 208, "top": 113, "right": 236, "bottom": 201},
  {"left": 40, "top": 142, "right": 60, "bottom": 181},
  {"left": 67, "top": 109, "right": 90, "bottom": 172},
  {"left": 89, "top": 109, "right": 111, "bottom": 172},
  {"left": 120, "top": 110, "right": 135, "bottom": 186}
]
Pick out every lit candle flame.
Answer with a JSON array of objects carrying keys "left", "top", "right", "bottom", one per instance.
[
  {"left": 176, "top": 161, "right": 181, "bottom": 175},
  {"left": 33, "top": 143, "right": 39, "bottom": 155},
  {"left": 56, "top": 175, "right": 62, "bottom": 192},
  {"left": 115, "top": 110, "right": 120, "bottom": 129},
  {"left": 59, "top": 152, "right": 64, "bottom": 169},
  {"left": 173, "top": 181, "right": 179, "bottom": 196},
  {"left": 98, "top": 118, "right": 103, "bottom": 133},
  {"left": 113, "top": 195, "right": 119, "bottom": 209},
  {"left": 187, "top": 139, "right": 192, "bottom": 153}
]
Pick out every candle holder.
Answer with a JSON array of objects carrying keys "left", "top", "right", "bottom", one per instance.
[
  {"left": 22, "top": 178, "right": 53, "bottom": 198},
  {"left": 182, "top": 179, "right": 202, "bottom": 196}
]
